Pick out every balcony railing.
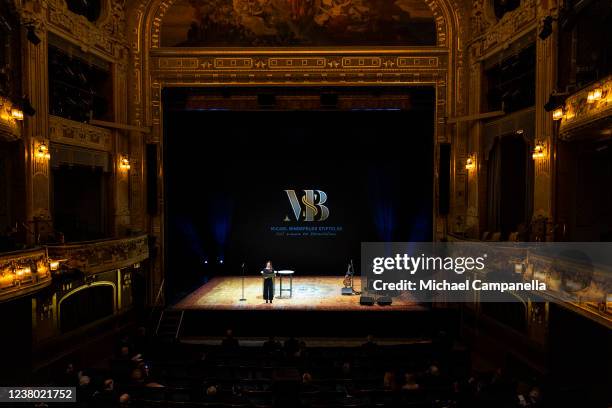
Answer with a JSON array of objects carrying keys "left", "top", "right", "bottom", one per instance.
[
  {"left": 560, "top": 75, "right": 612, "bottom": 138},
  {"left": 446, "top": 236, "right": 611, "bottom": 328},
  {"left": 46, "top": 234, "right": 149, "bottom": 276},
  {"left": 0, "top": 248, "right": 52, "bottom": 302}
]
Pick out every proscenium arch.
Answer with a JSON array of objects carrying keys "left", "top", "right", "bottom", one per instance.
[
  {"left": 127, "top": 0, "right": 467, "bottom": 126},
  {"left": 125, "top": 0, "right": 468, "bottom": 289}
]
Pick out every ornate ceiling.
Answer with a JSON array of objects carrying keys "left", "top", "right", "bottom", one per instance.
[{"left": 160, "top": 0, "right": 438, "bottom": 47}]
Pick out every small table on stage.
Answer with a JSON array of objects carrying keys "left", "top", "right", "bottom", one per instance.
[{"left": 277, "top": 270, "right": 294, "bottom": 298}]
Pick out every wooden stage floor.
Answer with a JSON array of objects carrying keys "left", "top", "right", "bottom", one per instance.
[{"left": 173, "top": 276, "right": 423, "bottom": 311}]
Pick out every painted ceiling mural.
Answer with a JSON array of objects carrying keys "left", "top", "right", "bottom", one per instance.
[{"left": 160, "top": 0, "right": 437, "bottom": 47}]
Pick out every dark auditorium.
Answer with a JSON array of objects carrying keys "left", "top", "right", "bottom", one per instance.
[{"left": 0, "top": 0, "right": 611, "bottom": 407}]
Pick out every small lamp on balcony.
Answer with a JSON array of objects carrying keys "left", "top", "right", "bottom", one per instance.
[
  {"left": 14, "top": 266, "right": 31, "bottom": 282},
  {"left": 10, "top": 108, "right": 24, "bottom": 121},
  {"left": 587, "top": 87, "right": 603, "bottom": 104},
  {"left": 552, "top": 107, "right": 564, "bottom": 121}
]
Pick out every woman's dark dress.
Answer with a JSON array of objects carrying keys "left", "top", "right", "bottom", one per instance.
[{"left": 262, "top": 268, "right": 275, "bottom": 301}]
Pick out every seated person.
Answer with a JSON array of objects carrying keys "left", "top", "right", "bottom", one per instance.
[
  {"left": 263, "top": 336, "right": 282, "bottom": 353},
  {"left": 221, "top": 329, "right": 239, "bottom": 349}
]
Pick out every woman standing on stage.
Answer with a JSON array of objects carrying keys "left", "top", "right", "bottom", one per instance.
[{"left": 261, "top": 260, "right": 276, "bottom": 304}]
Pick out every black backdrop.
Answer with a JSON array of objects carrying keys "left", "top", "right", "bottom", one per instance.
[{"left": 164, "top": 96, "right": 434, "bottom": 300}]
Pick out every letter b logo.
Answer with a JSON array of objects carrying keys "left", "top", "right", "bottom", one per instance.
[{"left": 285, "top": 190, "right": 329, "bottom": 222}]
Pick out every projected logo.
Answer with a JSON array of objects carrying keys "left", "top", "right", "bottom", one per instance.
[{"left": 285, "top": 190, "right": 329, "bottom": 222}]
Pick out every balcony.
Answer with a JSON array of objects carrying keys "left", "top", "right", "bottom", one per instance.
[
  {"left": 0, "top": 248, "right": 52, "bottom": 302},
  {"left": 446, "top": 236, "right": 611, "bottom": 328},
  {"left": 46, "top": 235, "right": 149, "bottom": 276},
  {"left": 559, "top": 75, "right": 612, "bottom": 139}
]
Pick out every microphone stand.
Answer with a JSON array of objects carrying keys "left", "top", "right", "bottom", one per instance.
[{"left": 239, "top": 262, "right": 247, "bottom": 301}]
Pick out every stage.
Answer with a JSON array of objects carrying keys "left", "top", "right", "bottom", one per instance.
[{"left": 173, "top": 276, "right": 424, "bottom": 312}]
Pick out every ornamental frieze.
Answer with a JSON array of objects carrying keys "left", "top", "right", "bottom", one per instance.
[
  {"left": 0, "top": 248, "right": 52, "bottom": 302},
  {"left": 560, "top": 75, "right": 612, "bottom": 138},
  {"left": 47, "top": 235, "right": 149, "bottom": 276},
  {"left": 49, "top": 115, "right": 113, "bottom": 152},
  {"left": 154, "top": 55, "right": 445, "bottom": 74},
  {"left": 471, "top": 0, "right": 537, "bottom": 58},
  {"left": 45, "top": 0, "right": 127, "bottom": 59},
  {"left": 0, "top": 96, "right": 22, "bottom": 142}
]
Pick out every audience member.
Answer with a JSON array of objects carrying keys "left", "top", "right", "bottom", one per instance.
[
  {"left": 262, "top": 336, "right": 282, "bottom": 353},
  {"left": 362, "top": 334, "right": 378, "bottom": 352},
  {"left": 221, "top": 329, "right": 239, "bottom": 349},
  {"left": 402, "top": 373, "right": 420, "bottom": 390}
]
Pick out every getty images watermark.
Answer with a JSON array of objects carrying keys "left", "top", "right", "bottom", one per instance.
[{"left": 361, "top": 242, "right": 612, "bottom": 303}]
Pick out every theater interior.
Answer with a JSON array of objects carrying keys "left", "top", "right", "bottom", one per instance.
[{"left": 0, "top": 0, "right": 611, "bottom": 406}]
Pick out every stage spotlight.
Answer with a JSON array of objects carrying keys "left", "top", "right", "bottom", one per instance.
[
  {"left": 539, "top": 16, "right": 554, "bottom": 40},
  {"left": 26, "top": 26, "right": 41, "bottom": 45}
]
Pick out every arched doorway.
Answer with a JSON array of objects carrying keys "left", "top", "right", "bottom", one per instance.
[
  {"left": 59, "top": 283, "right": 115, "bottom": 332},
  {"left": 487, "top": 134, "right": 534, "bottom": 239}
]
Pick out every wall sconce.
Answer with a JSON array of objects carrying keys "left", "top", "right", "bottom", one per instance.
[
  {"left": 532, "top": 140, "right": 546, "bottom": 160},
  {"left": 119, "top": 156, "right": 131, "bottom": 171},
  {"left": 10, "top": 108, "right": 24, "bottom": 121},
  {"left": 587, "top": 87, "right": 603, "bottom": 104},
  {"left": 36, "top": 142, "right": 50, "bottom": 159},
  {"left": 465, "top": 155, "right": 476, "bottom": 171},
  {"left": 552, "top": 107, "right": 564, "bottom": 121}
]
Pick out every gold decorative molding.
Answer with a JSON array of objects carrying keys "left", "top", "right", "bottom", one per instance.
[
  {"left": 560, "top": 75, "right": 612, "bottom": 138},
  {"left": 151, "top": 50, "right": 448, "bottom": 85},
  {"left": 0, "top": 96, "right": 23, "bottom": 141},
  {"left": 150, "top": 0, "right": 450, "bottom": 49},
  {"left": 47, "top": 235, "right": 149, "bottom": 276},
  {"left": 443, "top": 238, "right": 611, "bottom": 328},
  {"left": 45, "top": 0, "right": 127, "bottom": 60},
  {"left": 49, "top": 115, "right": 113, "bottom": 152},
  {"left": 528, "top": 253, "right": 611, "bottom": 329},
  {"left": 123, "top": 0, "right": 469, "bottom": 298},
  {"left": 0, "top": 248, "right": 52, "bottom": 302},
  {"left": 471, "top": 0, "right": 537, "bottom": 58}
]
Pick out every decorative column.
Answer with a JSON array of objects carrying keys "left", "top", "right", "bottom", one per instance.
[
  {"left": 114, "top": 59, "right": 131, "bottom": 235},
  {"left": 465, "top": 58, "right": 483, "bottom": 238},
  {"left": 20, "top": 4, "right": 52, "bottom": 244},
  {"left": 533, "top": 2, "right": 558, "bottom": 241}
]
